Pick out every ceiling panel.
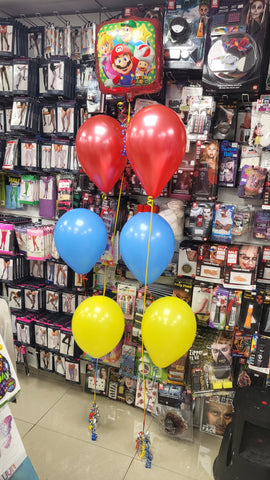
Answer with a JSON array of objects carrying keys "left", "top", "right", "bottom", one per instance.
[{"left": 0, "top": 0, "right": 165, "bottom": 19}]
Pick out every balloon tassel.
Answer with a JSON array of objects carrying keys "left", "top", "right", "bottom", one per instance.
[
  {"left": 87, "top": 360, "right": 99, "bottom": 441},
  {"left": 136, "top": 431, "right": 153, "bottom": 469}
]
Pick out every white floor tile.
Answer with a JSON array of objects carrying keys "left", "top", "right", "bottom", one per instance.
[
  {"left": 14, "top": 418, "right": 34, "bottom": 438},
  {"left": 12, "top": 373, "right": 223, "bottom": 480},
  {"left": 23, "top": 425, "right": 133, "bottom": 480},
  {"left": 10, "top": 374, "right": 70, "bottom": 424},
  {"left": 38, "top": 388, "right": 152, "bottom": 457},
  {"left": 125, "top": 458, "right": 193, "bottom": 480}
]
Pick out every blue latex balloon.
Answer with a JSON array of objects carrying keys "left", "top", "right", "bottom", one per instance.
[
  {"left": 54, "top": 208, "right": 107, "bottom": 274},
  {"left": 120, "top": 212, "right": 175, "bottom": 284}
]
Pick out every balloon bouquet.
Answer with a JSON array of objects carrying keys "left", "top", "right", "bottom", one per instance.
[{"left": 53, "top": 14, "right": 196, "bottom": 455}]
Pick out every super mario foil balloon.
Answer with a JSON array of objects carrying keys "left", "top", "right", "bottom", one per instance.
[{"left": 95, "top": 17, "right": 163, "bottom": 99}]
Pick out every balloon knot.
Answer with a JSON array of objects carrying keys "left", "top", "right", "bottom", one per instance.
[{"left": 147, "top": 196, "right": 154, "bottom": 208}]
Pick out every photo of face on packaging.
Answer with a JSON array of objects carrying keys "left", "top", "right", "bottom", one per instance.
[
  {"left": 201, "top": 395, "right": 233, "bottom": 436},
  {"left": 0, "top": 64, "right": 12, "bottom": 92}
]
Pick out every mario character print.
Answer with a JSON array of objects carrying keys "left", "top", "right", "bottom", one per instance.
[{"left": 96, "top": 16, "right": 163, "bottom": 98}]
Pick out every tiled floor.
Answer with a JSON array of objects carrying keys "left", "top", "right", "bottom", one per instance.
[{"left": 10, "top": 372, "right": 221, "bottom": 480}]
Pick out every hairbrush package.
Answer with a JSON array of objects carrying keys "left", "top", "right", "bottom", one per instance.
[
  {"left": 163, "top": 0, "right": 210, "bottom": 70},
  {"left": 192, "top": 140, "right": 219, "bottom": 201},
  {"left": 184, "top": 202, "right": 214, "bottom": 241},
  {"left": 224, "top": 244, "right": 260, "bottom": 290},
  {"left": 238, "top": 165, "right": 267, "bottom": 199},
  {"left": 212, "top": 204, "right": 234, "bottom": 243},
  {"left": 218, "top": 141, "right": 239, "bottom": 187},
  {"left": 202, "top": 0, "right": 269, "bottom": 93},
  {"left": 196, "top": 243, "right": 228, "bottom": 283},
  {"left": 239, "top": 289, "right": 265, "bottom": 332}
]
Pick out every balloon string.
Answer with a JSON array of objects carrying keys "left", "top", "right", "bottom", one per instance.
[
  {"left": 94, "top": 358, "right": 99, "bottom": 403},
  {"left": 82, "top": 274, "right": 88, "bottom": 299},
  {"left": 142, "top": 196, "right": 154, "bottom": 432},
  {"left": 102, "top": 264, "right": 107, "bottom": 296},
  {"left": 111, "top": 173, "right": 124, "bottom": 250}
]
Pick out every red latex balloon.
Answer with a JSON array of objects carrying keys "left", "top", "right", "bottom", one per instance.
[
  {"left": 76, "top": 115, "right": 126, "bottom": 194},
  {"left": 126, "top": 105, "right": 187, "bottom": 198}
]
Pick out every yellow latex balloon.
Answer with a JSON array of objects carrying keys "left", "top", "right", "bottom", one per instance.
[
  {"left": 72, "top": 296, "right": 125, "bottom": 359},
  {"left": 141, "top": 296, "right": 197, "bottom": 368}
]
